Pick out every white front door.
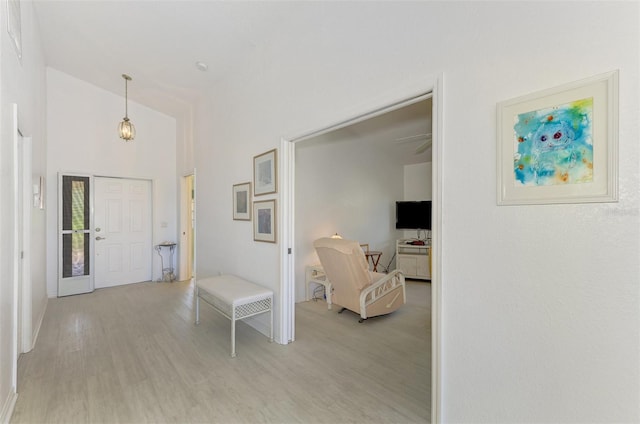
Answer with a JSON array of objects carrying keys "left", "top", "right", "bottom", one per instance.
[{"left": 94, "top": 177, "right": 152, "bottom": 289}]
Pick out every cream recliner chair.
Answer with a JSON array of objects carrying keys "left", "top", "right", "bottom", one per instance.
[{"left": 313, "top": 237, "right": 406, "bottom": 322}]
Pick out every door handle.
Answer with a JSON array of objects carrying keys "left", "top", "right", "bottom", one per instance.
[{"left": 96, "top": 236, "right": 106, "bottom": 241}]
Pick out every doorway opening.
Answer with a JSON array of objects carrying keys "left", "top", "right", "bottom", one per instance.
[
  {"left": 179, "top": 173, "right": 196, "bottom": 282},
  {"left": 294, "top": 97, "right": 433, "bottom": 301},
  {"left": 280, "top": 77, "right": 443, "bottom": 422},
  {"left": 57, "top": 175, "right": 154, "bottom": 296},
  {"left": 13, "top": 103, "right": 34, "bottom": 396}
]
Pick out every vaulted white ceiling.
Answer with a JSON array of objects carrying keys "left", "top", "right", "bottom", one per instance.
[
  {"left": 33, "top": 1, "right": 287, "bottom": 118},
  {"left": 33, "top": 1, "right": 432, "bottom": 161}
]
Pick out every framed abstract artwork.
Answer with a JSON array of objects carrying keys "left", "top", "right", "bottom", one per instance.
[
  {"left": 253, "top": 149, "right": 277, "bottom": 196},
  {"left": 232, "top": 182, "right": 251, "bottom": 221},
  {"left": 253, "top": 199, "right": 276, "bottom": 243},
  {"left": 497, "top": 70, "right": 618, "bottom": 205}
]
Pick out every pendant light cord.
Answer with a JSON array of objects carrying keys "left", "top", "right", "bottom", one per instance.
[
  {"left": 124, "top": 77, "right": 128, "bottom": 119},
  {"left": 122, "top": 74, "right": 132, "bottom": 120}
]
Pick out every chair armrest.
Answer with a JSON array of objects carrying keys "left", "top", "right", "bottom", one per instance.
[{"left": 359, "top": 270, "right": 406, "bottom": 319}]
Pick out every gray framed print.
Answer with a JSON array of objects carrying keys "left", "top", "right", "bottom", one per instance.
[
  {"left": 253, "top": 148, "right": 277, "bottom": 196},
  {"left": 232, "top": 182, "right": 251, "bottom": 221},
  {"left": 253, "top": 199, "right": 276, "bottom": 243}
]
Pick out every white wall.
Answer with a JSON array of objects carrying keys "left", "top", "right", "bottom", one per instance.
[
  {"left": 294, "top": 131, "right": 405, "bottom": 302},
  {"left": 0, "top": 0, "right": 47, "bottom": 419},
  {"left": 45, "top": 68, "right": 178, "bottom": 296},
  {"left": 193, "top": 2, "right": 639, "bottom": 421},
  {"left": 404, "top": 162, "right": 431, "bottom": 201},
  {"left": 403, "top": 162, "right": 432, "bottom": 240}
]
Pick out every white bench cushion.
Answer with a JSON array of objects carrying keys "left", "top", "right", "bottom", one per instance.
[{"left": 197, "top": 274, "right": 273, "bottom": 307}]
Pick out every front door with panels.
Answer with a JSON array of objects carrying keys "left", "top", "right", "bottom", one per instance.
[{"left": 94, "top": 177, "right": 152, "bottom": 289}]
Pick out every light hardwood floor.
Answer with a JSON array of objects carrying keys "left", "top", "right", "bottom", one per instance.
[{"left": 11, "top": 279, "right": 430, "bottom": 423}]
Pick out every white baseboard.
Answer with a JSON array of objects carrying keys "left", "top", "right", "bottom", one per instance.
[
  {"left": 30, "top": 297, "right": 48, "bottom": 351},
  {"left": 0, "top": 389, "right": 17, "bottom": 424}
]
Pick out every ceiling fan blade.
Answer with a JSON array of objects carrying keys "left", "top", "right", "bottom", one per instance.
[
  {"left": 393, "top": 133, "right": 432, "bottom": 144},
  {"left": 415, "top": 139, "right": 432, "bottom": 154}
]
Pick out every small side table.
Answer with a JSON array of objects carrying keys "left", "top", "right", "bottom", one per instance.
[
  {"left": 155, "top": 242, "right": 177, "bottom": 282},
  {"left": 365, "top": 251, "right": 383, "bottom": 272},
  {"left": 305, "top": 265, "right": 332, "bottom": 310}
]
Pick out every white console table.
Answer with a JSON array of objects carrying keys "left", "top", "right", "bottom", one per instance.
[{"left": 396, "top": 239, "right": 431, "bottom": 280}]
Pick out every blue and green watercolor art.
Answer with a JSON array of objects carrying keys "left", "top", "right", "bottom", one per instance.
[{"left": 513, "top": 97, "right": 593, "bottom": 186}]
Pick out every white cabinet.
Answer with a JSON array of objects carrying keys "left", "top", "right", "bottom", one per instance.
[{"left": 396, "top": 240, "right": 431, "bottom": 280}]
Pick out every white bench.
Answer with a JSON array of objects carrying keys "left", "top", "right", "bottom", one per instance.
[{"left": 195, "top": 274, "right": 274, "bottom": 358}]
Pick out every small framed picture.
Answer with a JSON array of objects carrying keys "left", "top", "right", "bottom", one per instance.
[
  {"left": 497, "top": 70, "right": 618, "bottom": 205},
  {"left": 254, "top": 148, "right": 277, "bottom": 196},
  {"left": 253, "top": 199, "right": 276, "bottom": 243},
  {"left": 232, "top": 182, "right": 251, "bottom": 221}
]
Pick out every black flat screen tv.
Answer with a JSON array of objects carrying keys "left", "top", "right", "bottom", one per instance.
[{"left": 395, "top": 201, "right": 432, "bottom": 230}]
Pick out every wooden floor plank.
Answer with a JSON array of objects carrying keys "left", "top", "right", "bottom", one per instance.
[{"left": 11, "top": 279, "right": 430, "bottom": 423}]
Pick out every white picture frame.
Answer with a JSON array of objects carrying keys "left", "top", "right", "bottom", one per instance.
[
  {"left": 232, "top": 182, "right": 251, "bottom": 221},
  {"left": 253, "top": 199, "right": 276, "bottom": 243},
  {"left": 497, "top": 70, "right": 618, "bottom": 205},
  {"left": 253, "top": 149, "right": 277, "bottom": 196}
]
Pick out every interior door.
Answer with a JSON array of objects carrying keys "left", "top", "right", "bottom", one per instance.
[
  {"left": 179, "top": 173, "right": 195, "bottom": 281},
  {"left": 94, "top": 177, "right": 152, "bottom": 288},
  {"left": 17, "top": 135, "right": 33, "bottom": 354},
  {"left": 58, "top": 174, "right": 94, "bottom": 296}
]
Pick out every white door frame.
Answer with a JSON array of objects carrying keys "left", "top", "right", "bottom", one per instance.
[
  {"left": 9, "top": 104, "right": 16, "bottom": 396},
  {"left": 279, "top": 75, "right": 444, "bottom": 422},
  {"left": 12, "top": 103, "right": 34, "bottom": 392}
]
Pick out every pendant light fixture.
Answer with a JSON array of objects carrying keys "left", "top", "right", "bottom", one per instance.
[{"left": 118, "top": 74, "right": 136, "bottom": 141}]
